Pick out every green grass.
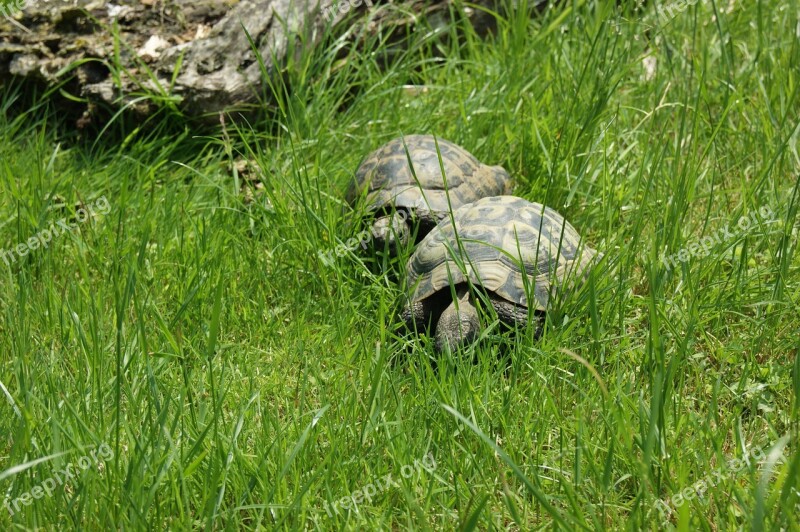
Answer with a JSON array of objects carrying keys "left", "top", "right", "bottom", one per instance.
[{"left": 1, "top": 0, "right": 799, "bottom": 529}]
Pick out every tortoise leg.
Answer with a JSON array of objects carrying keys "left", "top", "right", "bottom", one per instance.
[
  {"left": 401, "top": 299, "right": 428, "bottom": 333},
  {"left": 488, "top": 293, "right": 543, "bottom": 338},
  {"left": 434, "top": 286, "right": 480, "bottom": 352},
  {"left": 372, "top": 211, "right": 410, "bottom": 253}
]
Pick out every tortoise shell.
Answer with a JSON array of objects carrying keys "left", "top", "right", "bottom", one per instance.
[
  {"left": 347, "top": 135, "right": 512, "bottom": 222},
  {"left": 406, "top": 196, "right": 598, "bottom": 311}
]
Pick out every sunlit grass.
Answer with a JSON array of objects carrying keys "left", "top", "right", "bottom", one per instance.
[{"left": 0, "top": 0, "right": 798, "bottom": 529}]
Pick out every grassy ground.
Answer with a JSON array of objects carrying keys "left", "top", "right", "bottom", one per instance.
[{"left": 1, "top": 0, "right": 799, "bottom": 529}]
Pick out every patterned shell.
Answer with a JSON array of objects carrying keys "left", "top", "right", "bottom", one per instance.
[
  {"left": 406, "top": 196, "right": 598, "bottom": 311},
  {"left": 347, "top": 135, "right": 512, "bottom": 215}
]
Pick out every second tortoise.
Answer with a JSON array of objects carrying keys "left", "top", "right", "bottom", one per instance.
[
  {"left": 402, "top": 195, "right": 600, "bottom": 352},
  {"left": 347, "top": 135, "right": 513, "bottom": 253}
]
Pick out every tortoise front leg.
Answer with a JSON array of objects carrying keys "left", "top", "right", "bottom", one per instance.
[
  {"left": 489, "top": 293, "right": 543, "bottom": 338},
  {"left": 401, "top": 299, "right": 429, "bottom": 334}
]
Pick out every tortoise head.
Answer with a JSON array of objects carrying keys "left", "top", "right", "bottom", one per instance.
[{"left": 372, "top": 210, "right": 411, "bottom": 253}]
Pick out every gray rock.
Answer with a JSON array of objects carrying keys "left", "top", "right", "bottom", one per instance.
[{"left": 0, "top": 0, "right": 530, "bottom": 122}]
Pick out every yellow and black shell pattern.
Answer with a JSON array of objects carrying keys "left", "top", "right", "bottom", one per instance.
[
  {"left": 347, "top": 135, "right": 512, "bottom": 222},
  {"left": 406, "top": 196, "right": 598, "bottom": 311}
]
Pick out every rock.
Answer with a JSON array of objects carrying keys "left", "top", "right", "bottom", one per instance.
[{"left": 0, "top": 0, "right": 544, "bottom": 124}]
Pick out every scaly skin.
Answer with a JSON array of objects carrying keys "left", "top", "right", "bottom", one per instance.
[
  {"left": 434, "top": 286, "right": 480, "bottom": 352},
  {"left": 372, "top": 211, "right": 411, "bottom": 253}
]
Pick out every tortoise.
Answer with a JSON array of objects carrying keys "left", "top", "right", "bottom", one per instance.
[
  {"left": 346, "top": 135, "right": 512, "bottom": 253},
  {"left": 401, "top": 195, "right": 599, "bottom": 352}
]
